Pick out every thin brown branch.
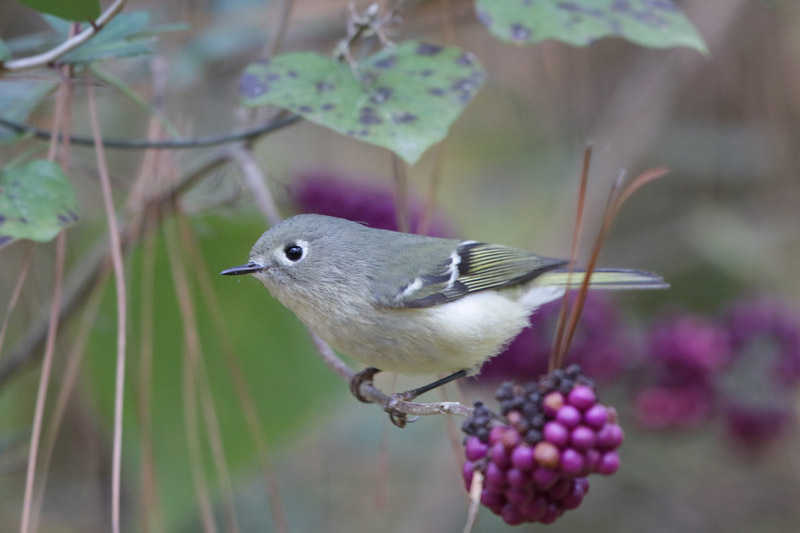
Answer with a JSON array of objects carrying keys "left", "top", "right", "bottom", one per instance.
[
  {"left": 391, "top": 153, "right": 410, "bottom": 233},
  {"left": 19, "top": 231, "right": 66, "bottom": 533},
  {"left": 0, "top": 244, "right": 33, "bottom": 356},
  {"left": 227, "top": 147, "right": 282, "bottom": 227},
  {"left": 88, "top": 75, "right": 128, "bottom": 533},
  {"left": 1, "top": 0, "right": 129, "bottom": 72}
]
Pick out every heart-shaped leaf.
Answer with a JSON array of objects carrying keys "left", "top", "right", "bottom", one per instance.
[
  {"left": 475, "top": 0, "right": 708, "bottom": 55},
  {"left": 0, "top": 160, "right": 78, "bottom": 250},
  {"left": 240, "top": 40, "right": 486, "bottom": 165}
]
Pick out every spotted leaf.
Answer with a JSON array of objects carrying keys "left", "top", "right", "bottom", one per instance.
[
  {"left": 239, "top": 41, "right": 486, "bottom": 165},
  {"left": 0, "top": 160, "right": 78, "bottom": 250},
  {"left": 475, "top": 0, "right": 708, "bottom": 55}
]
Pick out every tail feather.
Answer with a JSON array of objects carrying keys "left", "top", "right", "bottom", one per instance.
[{"left": 538, "top": 268, "right": 669, "bottom": 290}]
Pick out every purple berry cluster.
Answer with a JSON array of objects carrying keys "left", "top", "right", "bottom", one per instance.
[
  {"left": 288, "top": 169, "right": 452, "bottom": 236},
  {"left": 461, "top": 366, "right": 624, "bottom": 525},
  {"left": 633, "top": 296, "right": 800, "bottom": 450},
  {"left": 479, "top": 294, "right": 630, "bottom": 384}
]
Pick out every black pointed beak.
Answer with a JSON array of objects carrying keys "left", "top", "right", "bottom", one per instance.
[{"left": 220, "top": 262, "right": 268, "bottom": 276}]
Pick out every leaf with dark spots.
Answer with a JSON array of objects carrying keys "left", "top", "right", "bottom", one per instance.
[
  {"left": 0, "top": 159, "right": 78, "bottom": 249},
  {"left": 239, "top": 40, "right": 486, "bottom": 164},
  {"left": 475, "top": 0, "right": 708, "bottom": 54},
  {"left": 239, "top": 73, "right": 268, "bottom": 98}
]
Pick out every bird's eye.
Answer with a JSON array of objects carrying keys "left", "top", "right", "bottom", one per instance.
[{"left": 284, "top": 244, "right": 304, "bottom": 262}]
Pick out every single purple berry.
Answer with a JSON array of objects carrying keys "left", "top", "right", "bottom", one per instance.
[
  {"left": 505, "top": 486, "right": 532, "bottom": 505},
  {"left": 480, "top": 488, "right": 505, "bottom": 512},
  {"left": 500, "top": 427, "right": 522, "bottom": 449},
  {"left": 540, "top": 503, "right": 562, "bottom": 524},
  {"left": 490, "top": 442, "right": 511, "bottom": 469},
  {"left": 506, "top": 467, "right": 527, "bottom": 488},
  {"left": 543, "top": 391, "right": 565, "bottom": 416},
  {"left": 501, "top": 503, "right": 525, "bottom": 525},
  {"left": 570, "top": 426, "right": 596, "bottom": 451},
  {"left": 465, "top": 436, "right": 488, "bottom": 461},
  {"left": 548, "top": 477, "right": 573, "bottom": 500},
  {"left": 462, "top": 461, "right": 475, "bottom": 488},
  {"left": 543, "top": 421, "right": 569, "bottom": 447},
  {"left": 532, "top": 467, "right": 558, "bottom": 490},
  {"left": 533, "top": 441, "right": 560, "bottom": 468},
  {"left": 560, "top": 448, "right": 586, "bottom": 476},
  {"left": 597, "top": 450, "right": 621, "bottom": 475},
  {"left": 489, "top": 425, "right": 505, "bottom": 445},
  {"left": 583, "top": 404, "right": 609, "bottom": 428},
  {"left": 596, "top": 423, "right": 624, "bottom": 450},
  {"left": 561, "top": 480, "right": 585, "bottom": 509},
  {"left": 568, "top": 385, "right": 596, "bottom": 411},
  {"left": 575, "top": 476, "right": 590, "bottom": 495},
  {"left": 584, "top": 449, "right": 601, "bottom": 474},
  {"left": 485, "top": 461, "right": 507, "bottom": 487},
  {"left": 556, "top": 405, "right": 582, "bottom": 427},
  {"left": 511, "top": 444, "right": 536, "bottom": 470},
  {"left": 521, "top": 496, "right": 548, "bottom": 522}
]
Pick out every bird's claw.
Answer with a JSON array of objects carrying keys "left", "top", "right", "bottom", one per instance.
[
  {"left": 349, "top": 367, "right": 381, "bottom": 403},
  {"left": 385, "top": 395, "right": 419, "bottom": 428}
]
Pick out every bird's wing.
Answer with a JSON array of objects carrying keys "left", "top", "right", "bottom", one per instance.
[{"left": 377, "top": 242, "right": 568, "bottom": 309}]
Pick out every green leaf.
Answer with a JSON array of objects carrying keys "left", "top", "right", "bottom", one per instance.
[
  {"left": 15, "top": 0, "right": 100, "bottom": 22},
  {"left": 240, "top": 41, "right": 486, "bottom": 165},
  {"left": 0, "top": 39, "right": 11, "bottom": 61},
  {"left": 0, "top": 160, "right": 78, "bottom": 249},
  {"left": 0, "top": 80, "right": 57, "bottom": 143},
  {"left": 60, "top": 11, "right": 155, "bottom": 63},
  {"left": 475, "top": 0, "right": 709, "bottom": 55}
]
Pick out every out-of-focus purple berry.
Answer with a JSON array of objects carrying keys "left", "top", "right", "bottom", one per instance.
[
  {"left": 506, "top": 467, "right": 526, "bottom": 488},
  {"left": 548, "top": 477, "right": 573, "bottom": 500},
  {"left": 584, "top": 404, "right": 609, "bottom": 428},
  {"left": 648, "top": 314, "right": 731, "bottom": 377},
  {"left": 568, "top": 385, "right": 596, "bottom": 410},
  {"left": 533, "top": 441, "right": 560, "bottom": 468},
  {"left": 485, "top": 461, "right": 507, "bottom": 487},
  {"left": 570, "top": 426, "right": 596, "bottom": 451},
  {"left": 543, "top": 421, "right": 569, "bottom": 448},
  {"left": 532, "top": 467, "right": 558, "bottom": 489},
  {"left": 584, "top": 449, "right": 601, "bottom": 474},
  {"left": 480, "top": 488, "right": 505, "bottom": 512},
  {"left": 597, "top": 451, "right": 621, "bottom": 475},
  {"left": 490, "top": 442, "right": 511, "bottom": 469},
  {"left": 521, "top": 496, "right": 548, "bottom": 521},
  {"left": 543, "top": 391, "right": 565, "bottom": 416},
  {"left": 556, "top": 405, "right": 582, "bottom": 427},
  {"left": 575, "top": 476, "right": 590, "bottom": 495},
  {"left": 465, "top": 436, "right": 488, "bottom": 461},
  {"left": 562, "top": 480, "right": 585, "bottom": 509},
  {"left": 634, "top": 384, "right": 713, "bottom": 429},
  {"left": 595, "top": 423, "right": 624, "bottom": 450},
  {"left": 489, "top": 425, "right": 505, "bottom": 445},
  {"left": 505, "top": 486, "right": 532, "bottom": 505},
  {"left": 462, "top": 461, "right": 475, "bottom": 488},
  {"left": 723, "top": 403, "right": 792, "bottom": 451},
  {"left": 501, "top": 503, "right": 525, "bottom": 525},
  {"left": 560, "top": 448, "right": 585, "bottom": 476},
  {"left": 500, "top": 427, "right": 522, "bottom": 449},
  {"left": 511, "top": 444, "right": 536, "bottom": 470},
  {"left": 540, "top": 503, "right": 562, "bottom": 524}
]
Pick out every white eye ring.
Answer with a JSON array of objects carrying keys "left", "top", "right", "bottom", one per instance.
[{"left": 278, "top": 239, "right": 309, "bottom": 264}]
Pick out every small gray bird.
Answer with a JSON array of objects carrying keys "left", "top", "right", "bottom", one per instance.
[{"left": 222, "top": 214, "right": 666, "bottom": 397}]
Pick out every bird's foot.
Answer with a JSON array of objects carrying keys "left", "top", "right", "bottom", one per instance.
[
  {"left": 384, "top": 394, "right": 419, "bottom": 428},
  {"left": 349, "top": 367, "right": 382, "bottom": 403}
]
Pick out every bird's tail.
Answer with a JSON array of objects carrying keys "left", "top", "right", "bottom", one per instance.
[{"left": 538, "top": 268, "right": 669, "bottom": 290}]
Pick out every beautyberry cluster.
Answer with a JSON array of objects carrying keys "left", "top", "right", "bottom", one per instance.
[{"left": 461, "top": 365, "right": 624, "bottom": 525}]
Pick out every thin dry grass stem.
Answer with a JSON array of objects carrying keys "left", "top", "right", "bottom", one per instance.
[
  {"left": 168, "top": 212, "right": 242, "bottom": 533},
  {"left": 182, "top": 222, "right": 290, "bottom": 533},
  {"left": 30, "top": 267, "right": 109, "bottom": 533},
  {"left": 551, "top": 146, "right": 592, "bottom": 370},
  {"left": 137, "top": 209, "right": 165, "bottom": 533},
  {"left": 0, "top": 244, "right": 33, "bottom": 356},
  {"left": 391, "top": 153, "right": 410, "bottom": 233},
  {"left": 19, "top": 232, "right": 66, "bottom": 533},
  {"left": 229, "top": 147, "right": 282, "bottom": 227},
  {"left": 555, "top": 166, "right": 670, "bottom": 369},
  {"left": 88, "top": 74, "right": 129, "bottom": 533},
  {"left": 418, "top": 142, "right": 445, "bottom": 236},
  {"left": 164, "top": 216, "right": 219, "bottom": 533},
  {"left": 20, "top": 59, "right": 74, "bottom": 533},
  {"left": 439, "top": 0, "right": 455, "bottom": 44},
  {"left": 441, "top": 383, "right": 467, "bottom": 479},
  {"left": 265, "top": 0, "right": 296, "bottom": 58},
  {"left": 463, "top": 470, "right": 484, "bottom": 533}
]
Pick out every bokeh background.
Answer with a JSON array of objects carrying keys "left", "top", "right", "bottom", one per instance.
[{"left": 1, "top": 0, "right": 799, "bottom": 531}]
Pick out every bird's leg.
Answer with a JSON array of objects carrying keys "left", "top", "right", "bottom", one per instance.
[
  {"left": 391, "top": 369, "right": 469, "bottom": 402},
  {"left": 349, "top": 366, "right": 382, "bottom": 403}
]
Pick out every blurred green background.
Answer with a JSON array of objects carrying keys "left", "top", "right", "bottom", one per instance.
[{"left": 1, "top": 0, "right": 799, "bottom": 531}]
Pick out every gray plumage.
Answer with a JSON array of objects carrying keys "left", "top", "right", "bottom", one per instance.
[{"left": 223, "top": 214, "right": 667, "bottom": 376}]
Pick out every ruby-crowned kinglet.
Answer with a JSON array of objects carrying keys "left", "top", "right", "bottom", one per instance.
[{"left": 221, "top": 214, "right": 667, "bottom": 379}]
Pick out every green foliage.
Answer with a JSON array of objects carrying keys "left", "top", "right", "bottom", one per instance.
[
  {"left": 0, "top": 159, "right": 77, "bottom": 249},
  {"left": 475, "top": 0, "right": 708, "bottom": 54},
  {"left": 240, "top": 41, "right": 486, "bottom": 165},
  {"left": 83, "top": 214, "right": 342, "bottom": 529},
  {"left": 60, "top": 11, "right": 155, "bottom": 63},
  {"left": 14, "top": 0, "right": 100, "bottom": 22},
  {"left": 0, "top": 80, "right": 56, "bottom": 143}
]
